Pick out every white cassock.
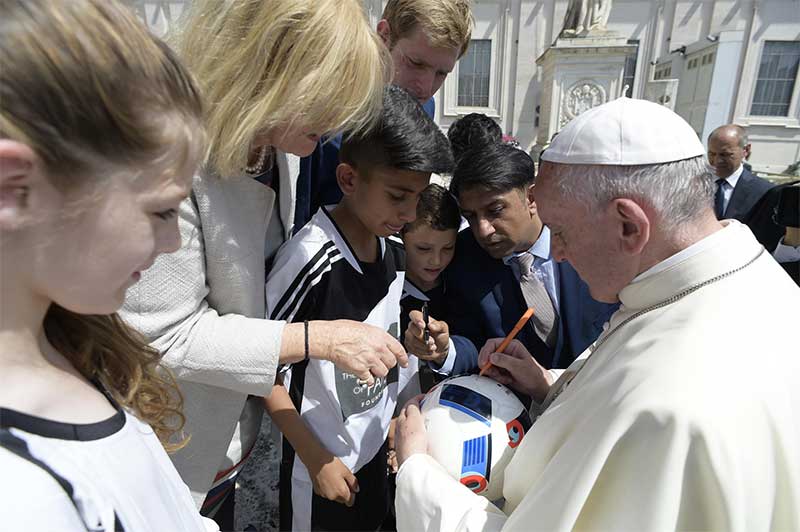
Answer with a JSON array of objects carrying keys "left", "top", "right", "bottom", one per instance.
[{"left": 396, "top": 220, "right": 800, "bottom": 531}]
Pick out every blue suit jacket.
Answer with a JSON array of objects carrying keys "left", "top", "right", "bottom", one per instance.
[{"left": 440, "top": 230, "right": 618, "bottom": 373}]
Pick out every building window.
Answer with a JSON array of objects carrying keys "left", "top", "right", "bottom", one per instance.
[
  {"left": 623, "top": 40, "right": 639, "bottom": 97},
  {"left": 751, "top": 41, "right": 800, "bottom": 117},
  {"left": 654, "top": 65, "right": 672, "bottom": 80},
  {"left": 458, "top": 39, "right": 492, "bottom": 107}
]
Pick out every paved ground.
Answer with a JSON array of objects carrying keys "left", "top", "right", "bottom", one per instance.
[{"left": 235, "top": 415, "right": 281, "bottom": 531}]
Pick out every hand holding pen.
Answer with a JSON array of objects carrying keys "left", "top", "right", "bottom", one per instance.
[
  {"left": 479, "top": 308, "right": 534, "bottom": 376},
  {"left": 476, "top": 308, "right": 554, "bottom": 402},
  {"left": 404, "top": 308, "right": 450, "bottom": 366}
]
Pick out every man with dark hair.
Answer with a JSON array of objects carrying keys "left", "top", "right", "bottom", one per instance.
[
  {"left": 708, "top": 124, "right": 774, "bottom": 225},
  {"left": 405, "top": 142, "right": 616, "bottom": 375},
  {"left": 264, "top": 85, "right": 452, "bottom": 531},
  {"left": 447, "top": 112, "right": 503, "bottom": 161}
]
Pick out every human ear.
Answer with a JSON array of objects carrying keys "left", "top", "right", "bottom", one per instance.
[
  {"left": 376, "top": 20, "right": 392, "bottom": 46},
  {"left": 0, "top": 140, "right": 39, "bottom": 231},
  {"left": 336, "top": 163, "right": 359, "bottom": 196},
  {"left": 609, "top": 198, "right": 650, "bottom": 256},
  {"left": 526, "top": 184, "right": 537, "bottom": 217}
]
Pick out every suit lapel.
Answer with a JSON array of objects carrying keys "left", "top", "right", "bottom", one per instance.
[{"left": 726, "top": 170, "right": 758, "bottom": 220}]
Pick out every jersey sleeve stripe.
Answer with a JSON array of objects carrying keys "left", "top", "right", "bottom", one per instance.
[
  {"left": 269, "top": 241, "right": 337, "bottom": 321},
  {"left": 278, "top": 248, "right": 342, "bottom": 322}
]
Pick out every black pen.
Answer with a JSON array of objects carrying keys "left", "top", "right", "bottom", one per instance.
[{"left": 422, "top": 301, "right": 430, "bottom": 343}]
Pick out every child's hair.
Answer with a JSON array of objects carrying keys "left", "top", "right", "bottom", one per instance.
[
  {"left": 175, "top": 0, "right": 392, "bottom": 177},
  {"left": 382, "top": 0, "right": 474, "bottom": 58},
  {"left": 0, "top": 0, "right": 205, "bottom": 450},
  {"left": 340, "top": 85, "right": 454, "bottom": 176},
  {"left": 447, "top": 113, "right": 503, "bottom": 162},
  {"left": 403, "top": 184, "right": 461, "bottom": 234},
  {"left": 450, "top": 142, "right": 535, "bottom": 199}
]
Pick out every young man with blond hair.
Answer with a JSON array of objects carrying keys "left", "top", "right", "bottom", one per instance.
[{"left": 294, "top": 0, "right": 473, "bottom": 228}]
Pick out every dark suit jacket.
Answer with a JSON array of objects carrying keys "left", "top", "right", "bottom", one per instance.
[
  {"left": 437, "top": 230, "right": 618, "bottom": 373},
  {"left": 723, "top": 168, "right": 775, "bottom": 222},
  {"left": 743, "top": 179, "right": 799, "bottom": 251},
  {"left": 744, "top": 180, "right": 800, "bottom": 286}
]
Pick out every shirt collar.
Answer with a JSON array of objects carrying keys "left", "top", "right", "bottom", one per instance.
[
  {"left": 716, "top": 164, "right": 744, "bottom": 188},
  {"left": 502, "top": 226, "right": 551, "bottom": 265}
]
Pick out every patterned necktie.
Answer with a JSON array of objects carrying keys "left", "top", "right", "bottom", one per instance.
[
  {"left": 714, "top": 178, "right": 726, "bottom": 219},
  {"left": 513, "top": 252, "right": 558, "bottom": 347}
]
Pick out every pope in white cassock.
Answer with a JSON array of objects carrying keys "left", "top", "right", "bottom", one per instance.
[{"left": 394, "top": 97, "right": 800, "bottom": 531}]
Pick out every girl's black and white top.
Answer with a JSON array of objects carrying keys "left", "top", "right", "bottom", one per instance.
[
  {"left": 266, "top": 208, "right": 418, "bottom": 479},
  {"left": 0, "top": 395, "right": 216, "bottom": 531}
]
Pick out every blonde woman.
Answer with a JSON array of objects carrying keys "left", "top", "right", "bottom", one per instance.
[
  {"left": 120, "top": 0, "right": 404, "bottom": 527},
  {"left": 0, "top": 0, "right": 214, "bottom": 529}
]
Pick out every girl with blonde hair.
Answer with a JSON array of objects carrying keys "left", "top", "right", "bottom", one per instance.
[
  {"left": 0, "top": 0, "right": 214, "bottom": 529},
  {"left": 120, "top": 0, "right": 407, "bottom": 527}
]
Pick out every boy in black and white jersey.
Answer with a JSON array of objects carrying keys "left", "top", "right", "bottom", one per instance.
[{"left": 264, "top": 85, "right": 453, "bottom": 531}]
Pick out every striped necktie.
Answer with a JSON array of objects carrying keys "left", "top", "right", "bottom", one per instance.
[{"left": 513, "top": 252, "right": 558, "bottom": 347}]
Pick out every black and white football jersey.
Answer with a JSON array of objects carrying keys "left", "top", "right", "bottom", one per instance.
[{"left": 266, "top": 208, "right": 418, "bottom": 478}]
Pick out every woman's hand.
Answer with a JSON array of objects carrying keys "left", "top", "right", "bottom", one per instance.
[{"left": 314, "top": 320, "right": 409, "bottom": 386}]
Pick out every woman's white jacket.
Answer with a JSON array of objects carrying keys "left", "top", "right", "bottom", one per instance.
[{"left": 121, "top": 152, "right": 299, "bottom": 506}]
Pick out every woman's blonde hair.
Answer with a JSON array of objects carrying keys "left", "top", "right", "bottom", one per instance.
[
  {"left": 0, "top": 0, "right": 205, "bottom": 450},
  {"left": 174, "top": 0, "right": 393, "bottom": 177},
  {"left": 382, "top": 0, "right": 474, "bottom": 58}
]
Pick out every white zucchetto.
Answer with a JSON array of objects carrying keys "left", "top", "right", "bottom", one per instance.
[{"left": 541, "top": 97, "right": 705, "bottom": 166}]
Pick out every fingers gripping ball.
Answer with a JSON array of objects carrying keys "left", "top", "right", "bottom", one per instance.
[{"left": 420, "top": 375, "right": 532, "bottom": 501}]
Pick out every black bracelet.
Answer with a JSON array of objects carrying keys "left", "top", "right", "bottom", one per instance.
[{"left": 303, "top": 320, "right": 309, "bottom": 361}]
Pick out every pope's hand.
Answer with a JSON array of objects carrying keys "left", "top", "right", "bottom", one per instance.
[
  {"left": 396, "top": 394, "right": 428, "bottom": 466},
  {"left": 404, "top": 310, "right": 450, "bottom": 366},
  {"left": 478, "top": 338, "right": 553, "bottom": 403},
  {"left": 316, "top": 320, "right": 409, "bottom": 386}
]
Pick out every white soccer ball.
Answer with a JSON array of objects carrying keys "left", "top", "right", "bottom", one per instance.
[{"left": 421, "top": 374, "right": 532, "bottom": 501}]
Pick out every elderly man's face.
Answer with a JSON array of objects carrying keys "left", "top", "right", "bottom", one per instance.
[
  {"left": 534, "top": 168, "right": 630, "bottom": 303},
  {"left": 707, "top": 133, "right": 745, "bottom": 179},
  {"left": 458, "top": 185, "right": 541, "bottom": 259}
]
